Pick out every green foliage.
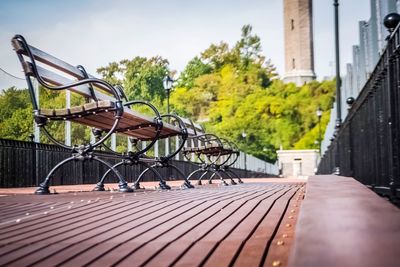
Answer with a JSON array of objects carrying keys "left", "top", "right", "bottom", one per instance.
[
  {"left": 176, "top": 57, "right": 212, "bottom": 89},
  {"left": 0, "top": 87, "right": 33, "bottom": 141},
  {"left": 0, "top": 87, "right": 30, "bottom": 121},
  {"left": 97, "top": 56, "right": 170, "bottom": 106},
  {"left": 0, "top": 106, "right": 33, "bottom": 141},
  {"left": 170, "top": 25, "right": 335, "bottom": 162}
]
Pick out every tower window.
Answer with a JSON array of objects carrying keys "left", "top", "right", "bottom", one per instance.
[
  {"left": 292, "top": 58, "right": 295, "bottom": 69},
  {"left": 291, "top": 19, "right": 294, "bottom": 30}
]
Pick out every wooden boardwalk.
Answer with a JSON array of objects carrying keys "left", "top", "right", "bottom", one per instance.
[
  {"left": 0, "top": 181, "right": 305, "bottom": 267},
  {"left": 289, "top": 176, "right": 400, "bottom": 267}
]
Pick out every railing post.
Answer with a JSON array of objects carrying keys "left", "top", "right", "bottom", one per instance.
[
  {"left": 333, "top": 0, "right": 342, "bottom": 175},
  {"left": 386, "top": 34, "right": 399, "bottom": 198}
]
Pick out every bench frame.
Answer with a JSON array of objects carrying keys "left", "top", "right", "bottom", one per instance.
[
  {"left": 12, "top": 35, "right": 183, "bottom": 194},
  {"left": 181, "top": 119, "right": 243, "bottom": 186},
  {"left": 132, "top": 114, "right": 195, "bottom": 189},
  {"left": 93, "top": 112, "right": 193, "bottom": 190}
]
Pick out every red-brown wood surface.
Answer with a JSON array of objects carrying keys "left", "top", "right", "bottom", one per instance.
[
  {"left": 288, "top": 175, "right": 400, "bottom": 267},
  {"left": 0, "top": 182, "right": 304, "bottom": 267}
]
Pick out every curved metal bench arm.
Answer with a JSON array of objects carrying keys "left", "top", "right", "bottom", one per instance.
[
  {"left": 115, "top": 84, "right": 128, "bottom": 102},
  {"left": 186, "top": 133, "right": 223, "bottom": 145},
  {"left": 14, "top": 35, "right": 123, "bottom": 152},
  {"left": 212, "top": 138, "right": 234, "bottom": 167},
  {"left": 123, "top": 100, "right": 163, "bottom": 157},
  {"left": 93, "top": 100, "right": 163, "bottom": 158},
  {"left": 159, "top": 114, "right": 188, "bottom": 162},
  {"left": 189, "top": 133, "right": 224, "bottom": 165},
  {"left": 76, "top": 65, "right": 98, "bottom": 102},
  {"left": 222, "top": 140, "right": 241, "bottom": 167}
]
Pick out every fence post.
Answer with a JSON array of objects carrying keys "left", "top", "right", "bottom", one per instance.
[{"left": 387, "top": 37, "right": 399, "bottom": 197}]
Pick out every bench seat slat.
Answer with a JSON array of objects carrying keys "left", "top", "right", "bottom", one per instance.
[
  {"left": 40, "top": 107, "right": 180, "bottom": 140},
  {"left": 72, "top": 116, "right": 157, "bottom": 140},
  {"left": 28, "top": 64, "right": 181, "bottom": 138},
  {"left": 40, "top": 100, "right": 115, "bottom": 118},
  {"left": 95, "top": 111, "right": 180, "bottom": 138}
]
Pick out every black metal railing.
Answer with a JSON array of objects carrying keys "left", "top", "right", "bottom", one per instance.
[
  {"left": 318, "top": 23, "right": 400, "bottom": 201},
  {"left": 0, "top": 138, "right": 270, "bottom": 188}
]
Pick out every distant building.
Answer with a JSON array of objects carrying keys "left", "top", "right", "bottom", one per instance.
[
  {"left": 277, "top": 149, "right": 319, "bottom": 178},
  {"left": 283, "top": 0, "right": 316, "bottom": 86}
]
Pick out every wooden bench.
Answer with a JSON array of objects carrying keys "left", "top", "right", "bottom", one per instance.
[
  {"left": 12, "top": 35, "right": 184, "bottom": 194},
  {"left": 96, "top": 112, "right": 194, "bottom": 190},
  {"left": 180, "top": 118, "right": 242, "bottom": 185}
]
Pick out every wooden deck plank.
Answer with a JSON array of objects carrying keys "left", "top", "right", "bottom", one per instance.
[
  {"left": 173, "top": 186, "right": 295, "bottom": 266},
  {"left": 19, "top": 188, "right": 244, "bottom": 266},
  {"left": 3, "top": 197, "right": 202, "bottom": 266},
  {"left": 204, "top": 186, "right": 301, "bottom": 267},
  {"left": 84, "top": 188, "right": 264, "bottom": 267},
  {"left": 142, "top": 186, "right": 282, "bottom": 267},
  {"left": 117, "top": 186, "right": 283, "bottom": 267},
  {"left": 0, "top": 202, "right": 62, "bottom": 221},
  {"left": 262, "top": 187, "right": 305, "bottom": 267},
  {"left": 0, "top": 200, "right": 156, "bottom": 264},
  {"left": 232, "top": 185, "right": 300, "bottom": 267},
  {"left": 0, "top": 182, "right": 305, "bottom": 267},
  {"left": 0, "top": 200, "right": 132, "bottom": 239},
  {"left": 288, "top": 175, "right": 400, "bottom": 267}
]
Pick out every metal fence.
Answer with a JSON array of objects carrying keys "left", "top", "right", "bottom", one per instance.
[
  {"left": 318, "top": 23, "right": 400, "bottom": 200},
  {"left": 0, "top": 139, "right": 277, "bottom": 188}
]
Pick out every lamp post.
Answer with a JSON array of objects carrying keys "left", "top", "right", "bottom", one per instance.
[
  {"left": 333, "top": 0, "right": 341, "bottom": 175},
  {"left": 28, "top": 133, "right": 35, "bottom": 143},
  {"left": 163, "top": 75, "right": 174, "bottom": 115},
  {"left": 316, "top": 107, "right": 322, "bottom": 155},
  {"left": 241, "top": 131, "right": 247, "bottom": 178},
  {"left": 163, "top": 75, "right": 174, "bottom": 157}
]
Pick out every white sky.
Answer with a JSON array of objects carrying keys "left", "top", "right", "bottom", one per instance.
[{"left": 0, "top": 0, "right": 371, "bottom": 89}]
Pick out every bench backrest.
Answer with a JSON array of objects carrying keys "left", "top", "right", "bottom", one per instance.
[{"left": 12, "top": 35, "right": 121, "bottom": 110}]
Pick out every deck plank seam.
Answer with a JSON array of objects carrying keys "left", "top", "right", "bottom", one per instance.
[
  {"left": 201, "top": 186, "right": 298, "bottom": 267},
  {"left": 84, "top": 188, "right": 277, "bottom": 266},
  {"left": 133, "top": 187, "right": 285, "bottom": 267},
  {"left": 258, "top": 186, "right": 301, "bottom": 267},
  {"left": 168, "top": 187, "right": 286, "bottom": 267},
  {"left": 25, "top": 199, "right": 218, "bottom": 267},
  {"left": 226, "top": 185, "right": 301, "bottom": 267}
]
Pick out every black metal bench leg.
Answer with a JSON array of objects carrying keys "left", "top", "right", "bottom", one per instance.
[
  {"left": 35, "top": 156, "right": 76, "bottom": 195},
  {"left": 226, "top": 168, "right": 243, "bottom": 183},
  {"left": 167, "top": 164, "right": 194, "bottom": 189},
  {"left": 212, "top": 170, "right": 229, "bottom": 186},
  {"left": 134, "top": 162, "right": 171, "bottom": 190},
  {"left": 187, "top": 168, "right": 207, "bottom": 185},
  {"left": 197, "top": 170, "right": 211, "bottom": 185},
  {"left": 203, "top": 171, "right": 214, "bottom": 184},
  {"left": 207, "top": 170, "right": 230, "bottom": 186},
  {"left": 93, "top": 160, "right": 133, "bottom": 193},
  {"left": 133, "top": 166, "right": 151, "bottom": 189},
  {"left": 223, "top": 170, "right": 237, "bottom": 185}
]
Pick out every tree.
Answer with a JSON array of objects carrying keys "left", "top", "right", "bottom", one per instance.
[
  {"left": 97, "top": 56, "right": 170, "bottom": 105},
  {"left": 176, "top": 57, "right": 212, "bottom": 89},
  {"left": 0, "top": 87, "right": 30, "bottom": 122}
]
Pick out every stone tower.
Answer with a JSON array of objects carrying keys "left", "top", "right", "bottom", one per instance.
[{"left": 283, "top": 0, "right": 316, "bottom": 85}]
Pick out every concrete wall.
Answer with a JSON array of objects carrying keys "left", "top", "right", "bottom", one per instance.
[{"left": 277, "top": 149, "right": 319, "bottom": 178}]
